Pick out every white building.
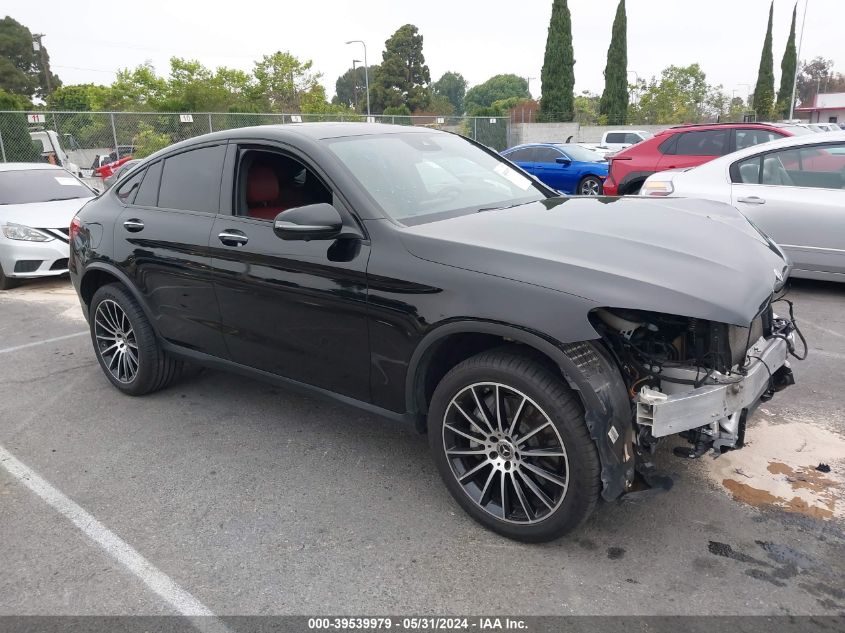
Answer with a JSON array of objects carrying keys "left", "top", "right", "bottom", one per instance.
[{"left": 795, "top": 92, "right": 845, "bottom": 124}]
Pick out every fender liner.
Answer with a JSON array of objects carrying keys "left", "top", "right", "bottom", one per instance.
[{"left": 407, "top": 321, "right": 634, "bottom": 500}]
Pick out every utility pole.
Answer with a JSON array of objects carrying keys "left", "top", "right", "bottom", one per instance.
[
  {"left": 789, "top": 0, "right": 809, "bottom": 120},
  {"left": 352, "top": 60, "right": 361, "bottom": 112},
  {"left": 31, "top": 33, "right": 53, "bottom": 95},
  {"left": 346, "top": 41, "right": 370, "bottom": 116}
]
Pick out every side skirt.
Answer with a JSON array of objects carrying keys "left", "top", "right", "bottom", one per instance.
[{"left": 161, "top": 341, "right": 423, "bottom": 428}]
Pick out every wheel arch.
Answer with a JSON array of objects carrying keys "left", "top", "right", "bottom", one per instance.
[
  {"left": 407, "top": 320, "right": 635, "bottom": 500},
  {"left": 79, "top": 263, "right": 159, "bottom": 337}
]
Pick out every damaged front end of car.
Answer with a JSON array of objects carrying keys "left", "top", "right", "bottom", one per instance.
[{"left": 590, "top": 298, "right": 805, "bottom": 463}]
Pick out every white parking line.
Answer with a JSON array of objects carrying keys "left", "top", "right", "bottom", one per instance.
[
  {"left": 0, "top": 331, "right": 88, "bottom": 355},
  {"left": 0, "top": 444, "right": 230, "bottom": 632}
]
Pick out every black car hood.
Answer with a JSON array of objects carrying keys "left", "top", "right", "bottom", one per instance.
[{"left": 400, "top": 196, "right": 789, "bottom": 326}]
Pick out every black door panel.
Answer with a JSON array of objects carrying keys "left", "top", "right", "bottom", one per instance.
[
  {"left": 210, "top": 215, "right": 371, "bottom": 401},
  {"left": 113, "top": 207, "right": 228, "bottom": 355}
]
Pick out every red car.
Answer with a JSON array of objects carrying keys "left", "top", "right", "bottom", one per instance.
[{"left": 603, "top": 122, "right": 811, "bottom": 195}]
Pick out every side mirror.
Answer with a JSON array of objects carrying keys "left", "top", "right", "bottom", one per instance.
[
  {"left": 555, "top": 157, "right": 572, "bottom": 166},
  {"left": 273, "top": 203, "right": 344, "bottom": 241}
]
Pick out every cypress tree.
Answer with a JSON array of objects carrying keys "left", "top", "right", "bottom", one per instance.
[
  {"left": 540, "top": 0, "right": 575, "bottom": 122},
  {"left": 752, "top": 1, "right": 776, "bottom": 120},
  {"left": 776, "top": 3, "right": 798, "bottom": 119},
  {"left": 599, "top": 0, "right": 628, "bottom": 125}
]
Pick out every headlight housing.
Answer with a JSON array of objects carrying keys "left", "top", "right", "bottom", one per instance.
[{"left": 2, "top": 223, "right": 52, "bottom": 242}]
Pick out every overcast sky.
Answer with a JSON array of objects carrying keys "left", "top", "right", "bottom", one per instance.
[{"left": 8, "top": 0, "right": 840, "bottom": 104}]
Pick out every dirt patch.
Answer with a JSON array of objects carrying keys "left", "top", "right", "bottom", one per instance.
[{"left": 704, "top": 417, "right": 845, "bottom": 520}]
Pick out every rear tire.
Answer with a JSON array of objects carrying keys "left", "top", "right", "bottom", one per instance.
[
  {"left": 0, "top": 263, "right": 20, "bottom": 290},
  {"left": 577, "top": 176, "right": 603, "bottom": 196},
  {"left": 89, "top": 283, "right": 183, "bottom": 396},
  {"left": 428, "top": 349, "right": 601, "bottom": 542}
]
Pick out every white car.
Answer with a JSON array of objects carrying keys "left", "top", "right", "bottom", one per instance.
[
  {"left": 640, "top": 131, "right": 845, "bottom": 282},
  {"left": 0, "top": 163, "right": 96, "bottom": 289}
]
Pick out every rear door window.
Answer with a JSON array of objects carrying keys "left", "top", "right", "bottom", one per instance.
[
  {"left": 605, "top": 133, "right": 626, "bottom": 144},
  {"left": 134, "top": 161, "right": 163, "bottom": 207},
  {"left": 505, "top": 147, "right": 536, "bottom": 163},
  {"left": 674, "top": 130, "right": 729, "bottom": 156},
  {"left": 158, "top": 145, "right": 226, "bottom": 213},
  {"left": 115, "top": 168, "right": 145, "bottom": 204}
]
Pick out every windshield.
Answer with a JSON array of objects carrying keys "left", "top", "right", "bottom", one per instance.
[
  {"left": 325, "top": 132, "right": 548, "bottom": 224},
  {"left": 0, "top": 169, "right": 92, "bottom": 205},
  {"left": 554, "top": 144, "right": 606, "bottom": 162}
]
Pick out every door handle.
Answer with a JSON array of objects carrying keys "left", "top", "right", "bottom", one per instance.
[
  {"left": 123, "top": 219, "right": 144, "bottom": 232},
  {"left": 737, "top": 196, "right": 766, "bottom": 205},
  {"left": 218, "top": 230, "right": 249, "bottom": 246}
]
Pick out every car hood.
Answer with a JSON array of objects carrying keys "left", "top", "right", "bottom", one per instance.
[
  {"left": 400, "top": 196, "right": 788, "bottom": 326},
  {"left": 0, "top": 197, "right": 93, "bottom": 229}
]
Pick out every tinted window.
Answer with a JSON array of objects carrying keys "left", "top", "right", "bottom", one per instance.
[
  {"left": 115, "top": 168, "right": 145, "bottom": 204},
  {"left": 158, "top": 145, "right": 226, "bottom": 213},
  {"left": 134, "top": 161, "right": 163, "bottom": 207},
  {"left": 735, "top": 129, "right": 782, "bottom": 151},
  {"left": 534, "top": 147, "right": 563, "bottom": 163},
  {"left": 674, "top": 130, "right": 729, "bottom": 156},
  {"left": 624, "top": 133, "right": 642, "bottom": 144},
  {"left": 0, "top": 169, "right": 92, "bottom": 205},
  {"left": 605, "top": 133, "right": 626, "bottom": 144},
  {"left": 505, "top": 147, "right": 535, "bottom": 162}
]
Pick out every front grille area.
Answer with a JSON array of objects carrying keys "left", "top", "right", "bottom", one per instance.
[
  {"left": 14, "top": 260, "right": 42, "bottom": 273},
  {"left": 50, "top": 258, "right": 69, "bottom": 271}
]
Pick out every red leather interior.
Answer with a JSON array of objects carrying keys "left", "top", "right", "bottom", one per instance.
[{"left": 247, "top": 166, "right": 285, "bottom": 220}]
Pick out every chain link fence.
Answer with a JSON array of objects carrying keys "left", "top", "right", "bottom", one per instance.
[{"left": 0, "top": 111, "right": 510, "bottom": 180}]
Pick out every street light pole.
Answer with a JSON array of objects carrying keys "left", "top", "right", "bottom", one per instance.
[
  {"left": 346, "top": 40, "right": 370, "bottom": 116},
  {"left": 32, "top": 33, "right": 52, "bottom": 95},
  {"left": 789, "top": 0, "right": 809, "bottom": 121},
  {"left": 352, "top": 60, "right": 361, "bottom": 112}
]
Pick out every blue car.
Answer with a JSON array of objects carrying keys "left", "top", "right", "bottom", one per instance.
[{"left": 501, "top": 143, "right": 608, "bottom": 195}]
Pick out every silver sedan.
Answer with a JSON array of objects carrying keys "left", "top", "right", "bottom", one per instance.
[{"left": 640, "top": 131, "right": 845, "bottom": 282}]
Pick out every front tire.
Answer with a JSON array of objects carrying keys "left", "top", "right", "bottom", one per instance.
[
  {"left": 89, "top": 283, "right": 182, "bottom": 396},
  {"left": 578, "top": 176, "right": 603, "bottom": 196},
  {"left": 428, "top": 349, "right": 601, "bottom": 542}
]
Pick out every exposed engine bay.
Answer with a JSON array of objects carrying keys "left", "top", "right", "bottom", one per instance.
[{"left": 591, "top": 298, "right": 806, "bottom": 459}]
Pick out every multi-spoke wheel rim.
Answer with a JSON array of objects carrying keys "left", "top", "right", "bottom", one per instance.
[
  {"left": 442, "top": 382, "right": 569, "bottom": 524},
  {"left": 580, "top": 178, "right": 601, "bottom": 195},
  {"left": 94, "top": 299, "right": 139, "bottom": 384}
]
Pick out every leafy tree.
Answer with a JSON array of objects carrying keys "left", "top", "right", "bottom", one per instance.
[
  {"left": 540, "top": 0, "right": 575, "bottom": 121},
  {"left": 630, "top": 64, "right": 715, "bottom": 124},
  {"left": 133, "top": 122, "right": 171, "bottom": 158},
  {"left": 252, "top": 51, "right": 322, "bottom": 112},
  {"left": 333, "top": 65, "right": 369, "bottom": 110},
  {"left": 599, "top": 0, "right": 628, "bottom": 125},
  {"left": 795, "top": 57, "right": 845, "bottom": 106},
  {"left": 432, "top": 71, "right": 467, "bottom": 114},
  {"left": 0, "top": 88, "right": 39, "bottom": 161},
  {"left": 47, "top": 84, "right": 112, "bottom": 111},
  {"left": 752, "top": 1, "right": 775, "bottom": 120},
  {"left": 464, "top": 74, "right": 529, "bottom": 114},
  {"left": 372, "top": 24, "right": 431, "bottom": 112},
  {"left": 108, "top": 63, "right": 169, "bottom": 110},
  {"left": 775, "top": 3, "right": 798, "bottom": 118},
  {"left": 427, "top": 94, "right": 455, "bottom": 116},
  {"left": 0, "top": 17, "right": 60, "bottom": 100},
  {"left": 575, "top": 91, "right": 601, "bottom": 125}
]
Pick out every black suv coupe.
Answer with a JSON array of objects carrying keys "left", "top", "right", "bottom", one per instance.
[{"left": 69, "top": 124, "right": 799, "bottom": 542}]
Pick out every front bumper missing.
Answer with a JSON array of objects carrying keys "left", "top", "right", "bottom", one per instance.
[{"left": 636, "top": 334, "right": 791, "bottom": 442}]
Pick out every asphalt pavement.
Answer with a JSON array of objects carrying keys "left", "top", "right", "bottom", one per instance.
[{"left": 1, "top": 277, "right": 844, "bottom": 617}]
